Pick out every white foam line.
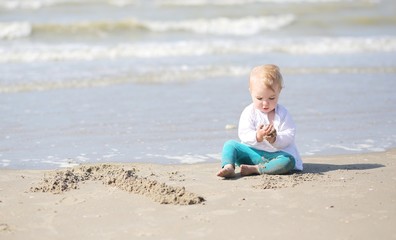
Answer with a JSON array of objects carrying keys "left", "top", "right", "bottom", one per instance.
[
  {"left": 327, "top": 144, "right": 363, "bottom": 151},
  {"left": 147, "top": 153, "right": 219, "bottom": 164},
  {"left": 0, "top": 22, "right": 31, "bottom": 40},
  {"left": 0, "top": 0, "right": 364, "bottom": 10},
  {"left": 143, "top": 15, "right": 295, "bottom": 35},
  {"left": 1, "top": 159, "right": 11, "bottom": 167},
  {"left": 1, "top": 36, "right": 395, "bottom": 63},
  {"left": 326, "top": 141, "right": 387, "bottom": 153}
]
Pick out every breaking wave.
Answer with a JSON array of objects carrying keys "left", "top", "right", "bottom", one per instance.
[
  {"left": 0, "top": 22, "right": 32, "bottom": 40},
  {"left": 0, "top": 15, "right": 294, "bottom": 40},
  {"left": 0, "top": 0, "right": 363, "bottom": 10},
  {"left": 1, "top": 36, "right": 395, "bottom": 63}
]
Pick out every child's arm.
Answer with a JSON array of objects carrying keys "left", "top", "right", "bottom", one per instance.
[
  {"left": 238, "top": 107, "right": 259, "bottom": 145},
  {"left": 272, "top": 111, "right": 296, "bottom": 149}
]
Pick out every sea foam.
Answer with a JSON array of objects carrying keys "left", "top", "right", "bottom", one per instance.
[
  {"left": 0, "top": 22, "right": 31, "bottom": 40},
  {"left": 0, "top": 0, "right": 354, "bottom": 10},
  {"left": 1, "top": 15, "right": 294, "bottom": 39},
  {"left": 1, "top": 36, "right": 395, "bottom": 63},
  {"left": 142, "top": 15, "right": 295, "bottom": 35}
]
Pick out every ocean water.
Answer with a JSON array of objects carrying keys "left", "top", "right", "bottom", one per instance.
[{"left": 1, "top": 0, "right": 395, "bottom": 169}]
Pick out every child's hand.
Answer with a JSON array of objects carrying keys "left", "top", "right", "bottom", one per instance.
[
  {"left": 256, "top": 123, "right": 277, "bottom": 144},
  {"left": 264, "top": 126, "right": 277, "bottom": 144}
]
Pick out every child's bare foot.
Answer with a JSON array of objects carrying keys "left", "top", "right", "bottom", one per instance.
[
  {"left": 240, "top": 164, "right": 260, "bottom": 176},
  {"left": 216, "top": 165, "right": 236, "bottom": 178}
]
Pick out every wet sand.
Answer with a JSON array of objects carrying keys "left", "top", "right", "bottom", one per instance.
[{"left": 1, "top": 149, "right": 395, "bottom": 239}]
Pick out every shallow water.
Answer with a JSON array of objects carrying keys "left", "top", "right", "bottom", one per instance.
[{"left": 1, "top": 0, "right": 396, "bottom": 169}]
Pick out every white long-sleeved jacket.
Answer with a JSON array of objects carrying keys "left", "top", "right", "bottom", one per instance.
[{"left": 238, "top": 103, "right": 303, "bottom": 170}]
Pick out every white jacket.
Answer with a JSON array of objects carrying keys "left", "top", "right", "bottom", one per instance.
[{"left": 238, "top": 103, "right": 303, "bottom": 170}]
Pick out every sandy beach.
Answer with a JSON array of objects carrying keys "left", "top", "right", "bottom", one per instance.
[
  {"left": 1, "top": 149, "right": 395, "bottom": 240},
  {"left": 1, "top": 1, "right": 396, "bottom": 239}
]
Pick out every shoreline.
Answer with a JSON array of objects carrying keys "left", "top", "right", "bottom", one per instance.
[
  {"left": 2, "top": 147, "right": 394, "bottom": 171},
  {"left": 1, "top": 149, "right": 395, "bottom": 239}
]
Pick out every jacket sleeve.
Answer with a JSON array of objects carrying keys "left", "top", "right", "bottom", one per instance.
[
  {"left": 272, "top": 109, "right": 296, "bottom": 149},
  {"left": 238, "top": 106, "right": 258, "bottom": 146}
]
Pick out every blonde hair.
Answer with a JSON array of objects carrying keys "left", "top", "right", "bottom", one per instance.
[{"left": 249, "top": 64, "right": 283, "bottom": 92}]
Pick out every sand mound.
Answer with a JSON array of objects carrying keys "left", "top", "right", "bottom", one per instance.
[{"left": 31, "top": 164, "right": 205, "bottom": 205}]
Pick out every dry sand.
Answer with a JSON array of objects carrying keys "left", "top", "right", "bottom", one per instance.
[{"left": 1, "top": 149, "right": 395, "bottom": 240}]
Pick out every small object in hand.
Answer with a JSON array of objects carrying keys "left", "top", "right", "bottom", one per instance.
[{"left": 268, "top": 127, "right": 277, "bottom": 138}]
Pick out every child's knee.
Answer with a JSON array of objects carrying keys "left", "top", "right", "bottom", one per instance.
[
  {"left": 259, "top": 155, "right": 295, "bottom": 175},
  {"left": 223, "top": 140, "right": 241, "bottom": 153},
  {"left": 223, "top": 139, "right": 239, "bottom": 148}
]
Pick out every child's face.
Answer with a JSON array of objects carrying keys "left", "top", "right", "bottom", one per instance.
[{"left": 250, "top": 82, "right": 280, "bottom": 113}]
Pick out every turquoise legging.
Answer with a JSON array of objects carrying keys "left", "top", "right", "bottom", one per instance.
[{"left": 221, "top": 140, "right": 295, "bottom": 175}]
